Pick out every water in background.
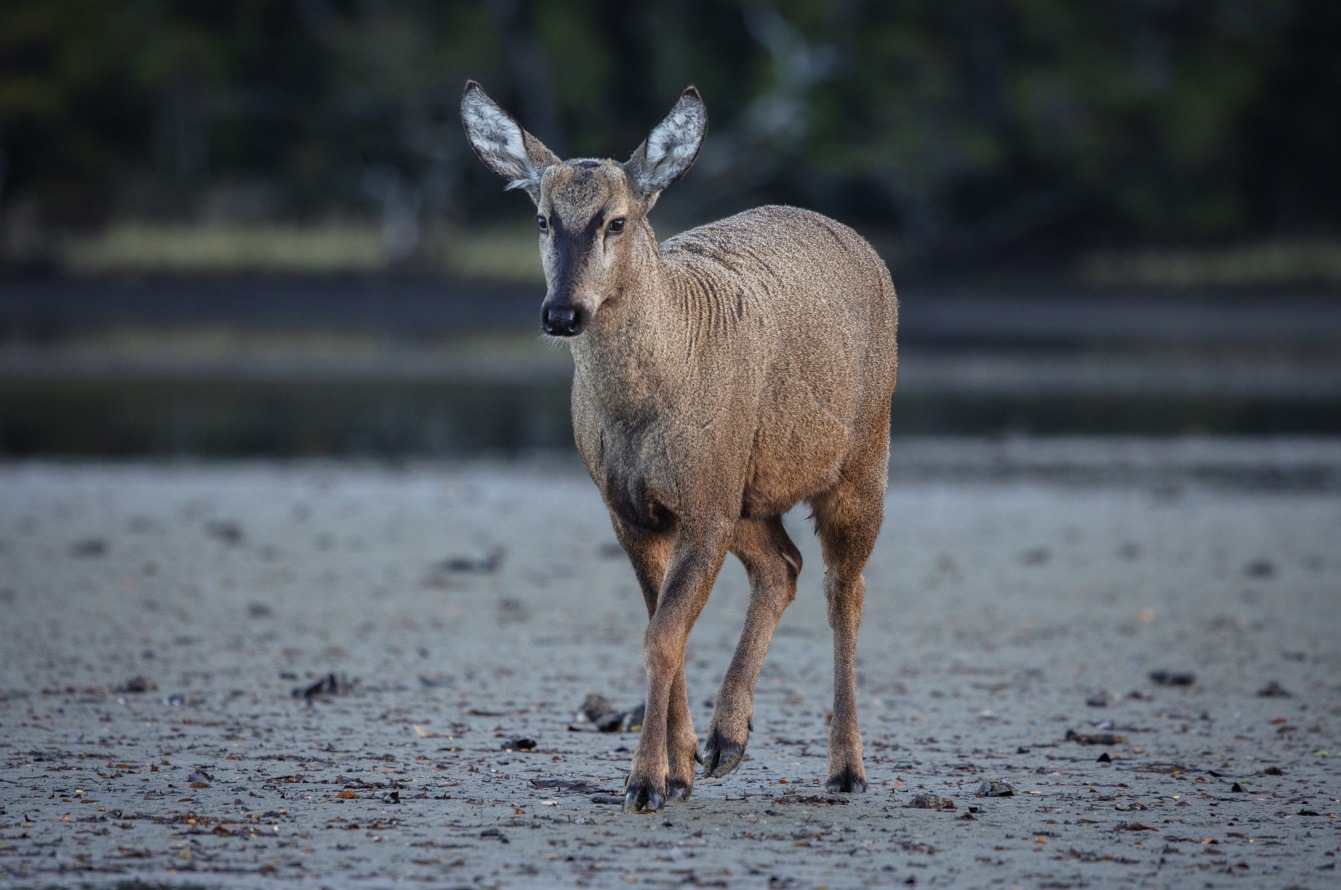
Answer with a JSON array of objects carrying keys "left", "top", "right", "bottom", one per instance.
[{"left": 2, "top": 276, "right": 1338, "bottom": 458}]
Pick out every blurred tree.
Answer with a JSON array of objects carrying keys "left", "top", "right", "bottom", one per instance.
[
  {"left": 1240, "top": 0, "right": 1341, "bottom": 231},
  {"left": 0, "top": 0, "right": 1335, "bottom": 265},
  {"left": 1006, "top": 0, "right": 1291, "bottom": 238}
]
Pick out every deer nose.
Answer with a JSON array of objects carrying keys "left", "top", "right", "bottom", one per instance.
[{"left": 542, "top": 304, "right": 586, "bottom": 337}]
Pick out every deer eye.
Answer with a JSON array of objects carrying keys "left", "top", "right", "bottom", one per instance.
[
  {"left": 608, "top": 217, "right": 626, "bottom": 234},
  {"left": 537, "top": 215, "right": 548, "bottom": 232}
]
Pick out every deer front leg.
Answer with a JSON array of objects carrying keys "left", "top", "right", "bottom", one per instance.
[
  {"left": 703, "top": 517, "right": 801, "bottom": 778},
  {"left": 611, "top": 517, "right": 699, "bottom": 801},
  {"left": 624, "top": 519, "right": 731, "bottom": 813}
]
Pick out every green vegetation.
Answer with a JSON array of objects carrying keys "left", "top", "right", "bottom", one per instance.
[
  {"left": 60, "top": 221, "right": 546, "bottom": 281},
  {"left": 2, "top": 1, "right": 1338, "bottom": 273},
  {"left": 63, "top": 222, "right": 386, "bottom": 275},
  {"left": 428, "top": 226, "right": 545, "bottom": 284},
  {"left": 1079, "top": 239, "right": 1341, "bottom": 289}
]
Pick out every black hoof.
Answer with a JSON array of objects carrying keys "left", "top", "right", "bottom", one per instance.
[
  {"left": 666, "top": 778, "right": 693, "bottom": 801},
  {"left": 623, "top": 778, "right": 666, "bottom": 813},
  {"left": 702, "top": 729, "right": 748, "bottom": 778},
  {"left": 826, "top": 767, "right": 867, "bottom": 793}
]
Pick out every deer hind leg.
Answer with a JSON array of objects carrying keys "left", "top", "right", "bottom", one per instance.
[
  {"left": 621, "top": 517, "right": 732, "bottom": 813},
  {"left": 611, "top": 517, "right": 700, "bottom": 803},
  {"left": 702, "top": 516, "right": 802, "bottom": 779},
  {"left": 810, "top": 470, "right": 886, "bottom": 793}
]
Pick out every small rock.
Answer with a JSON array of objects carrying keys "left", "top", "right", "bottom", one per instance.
[
  {"left": 71, "top": 539, "right": 108, "bottom": 558},
  {"left": 1149, "top": 670, "right": 1196, "bottom": 687},
  {"left": 620, "top": 702, "right": 645, "bottom": 732},
  {"left": 1065, "top": 729, "right": 1128, "bottom": 746},
  {"left": 206, "top": 520, "right": 244, "bottom": 545},
  {"left": 908, "top": 792, "right": 951, "bottom": 809},
  {"left": 576, "top": 692, "right": 613, "bottom": 722},
  {"left": 291, "top": 672, "right": 357, "bottom": 700},
  {"left": 1020, "top": 547, "right": 1051, "bottom": 566},
  {"left": 443, "top": 548, "right": 505, "bottom": 574},
  {"left": 116, "top": 676, "right": 156, "bottom": 694},
  {"left": 420, "top": 548, "right": 505, "bottom": 589},
  {"left": 496, "top": 597, "right": 530, "bottom": 623},
  {"left": 335, "top": 789, "right": 359, "bottom": 799},
  {"left": 502, "top": 737, "right": 537, "bottom": 752},
  {"left": 1243, "top": 558, "right": 1275, "bottom": 578},
  {"left": 1256, "top": 681, "right": 1293, "bottom": 698},
  {"left": 975, "top": 780, "right": 1014, "bottom": 797},
  {"left": 575, "top": 692, "right": 644, "bottom": 733}
]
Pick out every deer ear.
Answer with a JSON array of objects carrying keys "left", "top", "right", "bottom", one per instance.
[
  {"left": 626, "top": 87, "right": 707, "bottom": 197},
  {"left": 461, "top": 81, "right": 559, "bottom": 204}
]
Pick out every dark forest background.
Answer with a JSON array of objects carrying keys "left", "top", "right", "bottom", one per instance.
[{"left": 2, "top": 0, "right": 1339, "bottom": 278}]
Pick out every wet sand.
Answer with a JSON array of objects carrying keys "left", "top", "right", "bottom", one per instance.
[{"left": 2, "top": 439, "right": 1339, "bottom": 888}]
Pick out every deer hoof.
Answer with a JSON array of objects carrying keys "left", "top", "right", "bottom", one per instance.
[
  {"left": 666, "top": 777, "right": 694, "bottom": 801},
  {"left": 702, "top": 730, "right": 748, "bottom": 778},
  {"left": 825, "top": 767, "right": 867, "bottom": 793},
  {"left": 623, "top": 777, "right": 666, "bottom": 813}
]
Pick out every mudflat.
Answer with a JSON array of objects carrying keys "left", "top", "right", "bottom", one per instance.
[{"left": 1, "top": 439, "right": 1338, "bottom": 888}]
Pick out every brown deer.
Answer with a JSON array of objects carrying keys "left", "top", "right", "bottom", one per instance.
[{"left": 461, "top": 81, "right": 898, "bottom": 813}]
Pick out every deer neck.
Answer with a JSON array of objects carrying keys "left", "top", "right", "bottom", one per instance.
[{"left": 568, "top": 225, "right": 687, "bottom": 415}]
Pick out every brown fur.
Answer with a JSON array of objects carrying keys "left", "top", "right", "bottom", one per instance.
[{"left": 462, "top": 82, "right": 897, "bottom": 813}]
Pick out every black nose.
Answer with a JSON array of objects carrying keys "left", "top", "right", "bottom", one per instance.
[{"left": 542, "top": 304, "right": 585, "bottom": 337}]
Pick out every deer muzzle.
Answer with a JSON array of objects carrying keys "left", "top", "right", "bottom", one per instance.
[{"left": 541, "top": 301, "right": 587, "bottom": 337}]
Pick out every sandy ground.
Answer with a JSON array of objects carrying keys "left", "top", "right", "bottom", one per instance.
[{"left": 1, "top": 439, "right": 1339, "bottom": 888}]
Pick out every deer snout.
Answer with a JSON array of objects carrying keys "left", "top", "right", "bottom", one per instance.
[{"left": 541, "top": 302, "right": 587, "bottom": 337}]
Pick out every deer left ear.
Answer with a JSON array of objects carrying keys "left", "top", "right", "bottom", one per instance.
[{"left": 626, "top": 87, "right": 707, "bottom": 198}]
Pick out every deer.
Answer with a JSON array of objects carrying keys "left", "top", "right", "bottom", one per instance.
[{"left": 461, "top": 81, "right": 898, "bottom": 813}]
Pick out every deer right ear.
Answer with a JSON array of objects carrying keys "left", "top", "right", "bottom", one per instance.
[
  {"left": 461, "top": 81, "right": 559, "bottom": 204},
  {"left": 626, "top": 86, "right": 708, "bottom": 198}
]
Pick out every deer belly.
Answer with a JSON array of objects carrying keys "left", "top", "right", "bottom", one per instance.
[{"left": 742, "top": 398, "right": 853, "bottom": 516}]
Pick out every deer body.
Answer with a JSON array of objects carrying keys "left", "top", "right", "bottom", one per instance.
[
  {"left": 571, "top": 205, "right": 896, "bottom": 529},
  {"left": 462, "top": 82, "right": 897, "bottom": 813}
]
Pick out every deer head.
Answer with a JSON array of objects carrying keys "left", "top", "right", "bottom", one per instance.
[{"left": 462, "top": 81, "right": 707, "bottom": 337}]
